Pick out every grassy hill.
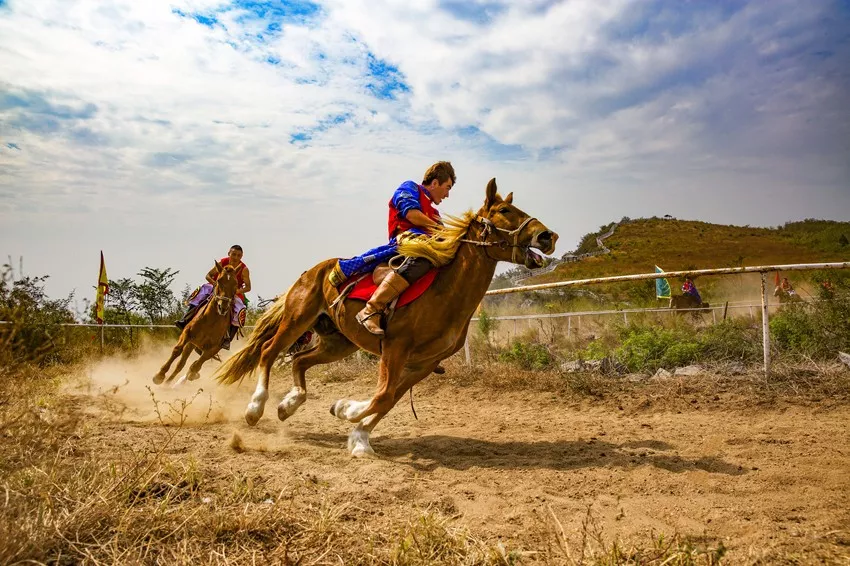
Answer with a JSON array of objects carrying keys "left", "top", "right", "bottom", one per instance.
[
  {"left": 486, "top": 218, "right": 850, "bottom": 311},
  {"left": 535, "top": 218, "right": 850, "bottom": 284}
]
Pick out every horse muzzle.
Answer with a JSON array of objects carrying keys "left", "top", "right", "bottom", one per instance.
[{"left": 531, "top": 229, "right": 558, "bottom": 255}]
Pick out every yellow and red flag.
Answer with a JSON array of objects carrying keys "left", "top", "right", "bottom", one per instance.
[{"left": 95, "top": 251, "right": 109, "bottom": 324}]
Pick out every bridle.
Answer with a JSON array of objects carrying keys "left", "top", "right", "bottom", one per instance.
[
  {"left": 460, "top": 215, "right": 537, "bottom": 263},
  {"left": 210, "top": 272, "right": 236, "bottom": 316}
]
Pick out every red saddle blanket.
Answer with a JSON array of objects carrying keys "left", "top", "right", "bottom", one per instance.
[{"left": 347, "top": 269, "right": 439, "bottom": 307}]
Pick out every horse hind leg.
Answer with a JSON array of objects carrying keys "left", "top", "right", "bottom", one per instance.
[
  {"left": 245, "top": 295, "right": 325, "bottom": 426},
  {"left": 278, "top": 332, "right": 358, "bottom": 422}
]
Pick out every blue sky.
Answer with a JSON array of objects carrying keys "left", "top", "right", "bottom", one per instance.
[{"left": 1, "top": 0, "right": 848, "bottom": 305}]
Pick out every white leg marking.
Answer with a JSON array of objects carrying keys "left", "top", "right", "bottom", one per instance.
[
  {"left": 171, "top": 374, "right": 188, "bottom": 389},
  {"left": 348, "top": 423, "right": 376, "bottom": 458},
  {"left": 277, "top": 387, "right": 307, "bottom": 421},
  {"left": 245, "top": 386, "right": 269, "bottom": 426},
  {"left": 332, "top": 399, "right": 370, "bottom": 422}
]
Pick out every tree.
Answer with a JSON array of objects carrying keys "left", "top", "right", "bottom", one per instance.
[
  {"left": 1, "top": 264, "right": 76, "bottom": 365},
  {"left": 839, "top": 234, "right": 849, "bottom": 247},
  {"left": 135, "top": 267, "right": 179, "bottom": 324}
]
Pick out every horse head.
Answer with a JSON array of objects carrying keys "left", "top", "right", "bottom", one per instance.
[
  {"left": 212, "top": 261, "right": 239, "bottom": 316},
  {"left": 473, "top": 178, "right": 558, "bottom": 268}
]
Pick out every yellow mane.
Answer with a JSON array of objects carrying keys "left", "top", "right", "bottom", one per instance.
[{"left": 395, "top": 211, "right": 477, "bottom": 267}]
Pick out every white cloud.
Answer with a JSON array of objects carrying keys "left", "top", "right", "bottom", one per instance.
[{"left": 0, "top": 0, "right": 848, "bottom": 304}]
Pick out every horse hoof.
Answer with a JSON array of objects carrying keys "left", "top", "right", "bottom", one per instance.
[
  {"left": 329, "top": 401, "right": 339, "bottom": 417},
  {"left": 152, "top": 373, "right": 165, "bottom": 385},
  {"left": 187, "top": 371, "right": 201, "bottom": 381},
  {"left": 351, "top": 445, "right": 377, "bottom": 458},
  {"left": 245, "top": 403, "right": 263, "bottom": 426}
]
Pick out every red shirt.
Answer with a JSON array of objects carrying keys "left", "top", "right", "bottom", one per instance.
[
  {"left": 387, "top": 184, "right": 441, "bottom": 238},
  {"left": 218, "top": 257, "right": 247, "bottom": 301}
]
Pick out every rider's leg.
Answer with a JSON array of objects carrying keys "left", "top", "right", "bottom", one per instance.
[
  {"left": 356, "top": 256, "right": 432, "bottom": 336},
  {"left": 221, "top": 297, "right": 245, "bottom": 350},
  {"left": 175, "top": 284, "right": 212, "bottom": 329}
]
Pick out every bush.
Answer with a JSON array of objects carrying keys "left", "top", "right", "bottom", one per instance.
[
  {"left": 698, "top": 319, "right": 761, "bottom": 363},
  {"left": 614, "top": 326, "right": 702, "bottom": 372},
  {"left": 499, "top": 339, "right": 554, "bottom": 370},
  {"left": 0, "top": 266, "right": 83, "bottom": 368}
]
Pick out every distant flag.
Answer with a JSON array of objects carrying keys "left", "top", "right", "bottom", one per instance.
[
  {"left": 774, "top": 271, "right": 781, "bottom": 288},
  {"left": 655, "top": 265, "right": 671, "bottom": 299},
  {"left": 95, "top": 251, "right": 109, "bottom": 324}
]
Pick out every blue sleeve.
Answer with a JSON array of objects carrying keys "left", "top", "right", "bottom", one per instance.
[{"left": 391, "top": 181, "right": 421, "bottom": 219}]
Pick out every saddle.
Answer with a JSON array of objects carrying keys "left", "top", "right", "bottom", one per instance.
[{"left": 346, "top": 263, "right": 439, "bottom": 306}]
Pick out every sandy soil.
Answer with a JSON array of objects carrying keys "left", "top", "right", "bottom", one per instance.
[{"left": 67, "top": 349, "right": 850, "bottom": 564}]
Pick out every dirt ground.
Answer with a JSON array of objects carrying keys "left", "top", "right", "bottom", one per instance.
[{"left": 68, "top": 350, "right": 850, "bottom": 564}]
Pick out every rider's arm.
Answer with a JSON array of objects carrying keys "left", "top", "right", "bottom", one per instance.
[
  {"left": 405, "top": 209, "right": 441, "bottom": 230},
  {"left": 241, "top": 268, "right": 252, "bottom": 294},
  {"left": 205, "top": 266, "right": 218, "bottom": 284}
]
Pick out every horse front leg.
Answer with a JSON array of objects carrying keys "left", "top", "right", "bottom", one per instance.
[
  {"left": 166, "top": 343, "right": 196, "bottom": 383},
  {"left": 346, "top": 362, "right": 436, "bottom": 457},
  {"left": 331, "top": 341, "right": 410, "bottom": 424},
  {"left": 154, "top": 337, "right": 189, "bottom": 384}
]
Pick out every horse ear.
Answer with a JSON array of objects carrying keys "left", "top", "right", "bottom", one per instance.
[
  {"left": 485, "top": 178, "right": 499, "bottom": 208},
  {"left": 214, "top": 260, "right": 223, "bottom": 273},
  {"left": 504, "top": 192, "right": 513, "bottom": 204}
]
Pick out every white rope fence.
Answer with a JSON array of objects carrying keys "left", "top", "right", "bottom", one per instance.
[{"left": 477, "top": 261, "right": 850, "bottom": 375}]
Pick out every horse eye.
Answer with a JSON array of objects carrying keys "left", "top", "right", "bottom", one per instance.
[{"left": 499, "top": 207, "right": 511, "bottom": 214}]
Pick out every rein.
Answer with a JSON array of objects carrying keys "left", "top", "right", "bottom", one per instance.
[
  {"left": 459, "top": 215, "right": 537, "bottom": 263},
  {"left": 209, "top": 273, "right": 237, "bottom": 317}
]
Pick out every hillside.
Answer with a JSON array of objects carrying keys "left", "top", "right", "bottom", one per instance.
[{"left": 532, "top": 218, "right": 850, "bottom": 284}]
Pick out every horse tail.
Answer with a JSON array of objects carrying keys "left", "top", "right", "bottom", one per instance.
[{"left": 215, "top": 286, "right": 292, "bottom": 386}]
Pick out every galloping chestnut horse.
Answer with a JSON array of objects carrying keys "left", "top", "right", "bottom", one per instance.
[
  {"left": 153, "top": 262, "right": 239, "bottom": 384},
  {"left": 215, "top": 179, "right": 558, "bottom": 457}
]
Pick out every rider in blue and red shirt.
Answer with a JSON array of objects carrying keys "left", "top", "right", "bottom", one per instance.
[
  {"left": 682, "top": 276, "right": 701, "bottom": 304},
  {"left": 330, "top": 161, "right": 456, "bottom": 336}
]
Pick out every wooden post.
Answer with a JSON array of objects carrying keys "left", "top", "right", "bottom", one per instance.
[
  {"left": 567, "top": 316, "right": 571, "bottom": 338},
  {"left": 100, "top": 324, "right": 104, "bottom": 355},
  {"left": 464, "top": 331, "right": 471, "bottom": 366},
  {"left": 722, "top": 301, "right": 729, "bottom": 321},
  {"left": 761, "top": 272, "right": 771, "bottom": 376}
]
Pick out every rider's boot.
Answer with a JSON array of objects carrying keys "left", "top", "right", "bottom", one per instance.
[
  {"left": 174, "top": 304, "right": 200, "bottom": 330},
  {"left": 356, "top": 271, "right": 410, "bottom": 337},
  {"left": 220, "top": 324, "right": 239, "bottom": 351}
]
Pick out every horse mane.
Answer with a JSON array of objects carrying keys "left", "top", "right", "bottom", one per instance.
[{"left": 395, "top": 210, "right": 476, "bottom": 267}]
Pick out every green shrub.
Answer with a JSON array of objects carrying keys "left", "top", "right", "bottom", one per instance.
[
  {"left": 613, "top": 325, "right": 701, "bottom": 371},
  {"left": 698, "top": 319, "right": 761, "bottom": 362},
  {"left": 499, "top": 339, "right": 553, "bottom": 370}
]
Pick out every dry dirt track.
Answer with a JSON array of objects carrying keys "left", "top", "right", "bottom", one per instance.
[{"left": 72, "top": 352, "right": 850, "bottom": 564}]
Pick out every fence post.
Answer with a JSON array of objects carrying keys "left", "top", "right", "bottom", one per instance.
[
  {"left": 712, "top": 308, "right": 717, "bottom": 324},
  {"left": 760, "top": 272, "right": 771, "bottom": 376},
  {"left": 567, "top": 316, "right": 571, "bottom": 338},
  {"left": 100, "top": 324, "right": 104, "bottom": 354},
  {"left": 464, "top": 331, "right": 471, "bottom": 366}
]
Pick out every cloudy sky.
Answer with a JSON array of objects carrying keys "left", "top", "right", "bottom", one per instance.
[{"left": 1, "top": 0, "right": 848, "bottom": 308}]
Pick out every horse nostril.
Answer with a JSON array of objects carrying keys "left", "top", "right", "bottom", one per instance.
[{"left": 538, "top": 231, "right": 553, "bottom": 246}]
